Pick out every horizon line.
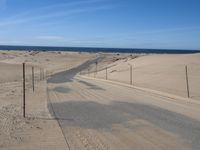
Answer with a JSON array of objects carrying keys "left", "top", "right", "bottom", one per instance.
[{"left": 0, "top": 44, "right": 200, "bottom": 52}]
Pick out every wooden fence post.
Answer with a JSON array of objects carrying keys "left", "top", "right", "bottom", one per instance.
[
  {"left": 32, "top": 66, "right": 34, "bottom": 92},
  {"left": 130, "top": 65, "right": 133, "bottom": 85},
  {"left": 22, "top": 63, "right": 26, "bottom": 118},
  {"left": 185, "top": 65, "right": 190, "bottom": 98},
  {"left": 106, "top": 67, "right": 108, "bottom": 80}
]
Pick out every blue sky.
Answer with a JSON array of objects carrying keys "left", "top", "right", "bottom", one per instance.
[{"left": 0, "top": 0, "right": 200, "bottom": 49}]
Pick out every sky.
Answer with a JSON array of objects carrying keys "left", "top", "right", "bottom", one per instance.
[{"left": 0, "top": 0, "right": 200, "bottom": 49}]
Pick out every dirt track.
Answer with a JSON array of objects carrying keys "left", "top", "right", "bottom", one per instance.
[{"left": 47, "top": 65, "right": 200, "bottom": 150}]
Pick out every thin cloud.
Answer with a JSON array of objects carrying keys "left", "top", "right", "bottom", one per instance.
[
  {"left": 36, "top": 36, "right": 65, "bottom": 41},
  {"left": 0, "top": 40, "right": 23, "bottom": 44},
  {"left": 35, "top": 36, "right": 106, "bottom": 45},
  {"left": 109, "top": 26, "right": 200, "bottom": 41},
  {"left": 0, "top": 7, "right": 113, "bottom": 27},
  {"left": 0, "top": 0, "right": 113, "bottom": 27},
  {"left": 3, "top": 0, "right": 104, "bottom": 20},
  {"left": 40, "top": 0, "right": 106, "bottom": 11},
  {"left": 65, "top": 37, "right": 106, "bottom": 44},
  {"left": 133, "top": 26, "right": 200, "bottom": 35},
  {"left": 0, "top": 7, "right": 109, "bottom": 26}
]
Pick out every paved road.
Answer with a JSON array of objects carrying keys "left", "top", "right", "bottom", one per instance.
[{"left": 47, "top": 63, "right": 200, "bottom": 150}]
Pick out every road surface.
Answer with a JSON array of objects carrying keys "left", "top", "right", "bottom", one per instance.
[{"left": 47, "top": 62, "right": 200, "bottom": 150}]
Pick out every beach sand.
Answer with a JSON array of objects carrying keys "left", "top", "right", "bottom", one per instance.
[
  {"left": 0, "top": 50, "right": 200, "bottom": 149},
  {"left": 0, "top": 50, "right": 96, "bottom": 149},
  {"left": 90, "top": 53, "right": 200, "bottom": 100}
]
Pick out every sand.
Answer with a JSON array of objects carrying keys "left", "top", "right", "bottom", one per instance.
[
  {"left": 0, "top": 50, "right": 200, "bottom": 149},
  {"left": 0, "top": 50, "right": 96, "bottom": 149},
  {"left": 47, "top": 65, "right": 200, "bottom": 150},
  {"left": 88, "top": 53, "right": 200, "bottom": 100}
]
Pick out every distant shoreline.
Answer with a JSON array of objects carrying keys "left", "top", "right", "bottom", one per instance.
[{"left": 0, "top": 45, "right": 200, "bottom": 54}]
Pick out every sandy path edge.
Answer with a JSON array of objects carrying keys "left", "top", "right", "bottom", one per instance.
[
  {"left": 78, "top": 75, "right": 200, "bottom": 105},
  {"left": 46, "top": 82, "right": 71, "bottom": 150},
  {"left": 2, "top": 80, "right": 70, "bottom": 150}
]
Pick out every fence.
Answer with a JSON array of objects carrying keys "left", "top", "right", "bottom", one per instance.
[
  {"left": 2, "top": 61, "right": 200, "bottom": 118},
  {"left": 80, "top": 63, "right": 200, "bottom": 100},
  {"left": 22, "top": 63, "right": 49, "bottom": 118}
]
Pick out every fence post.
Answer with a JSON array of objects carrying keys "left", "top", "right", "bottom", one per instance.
[
  {"left": 42, "top": 69, "right": 43, "bottom": 80},
  {"left": 40, "top": 68, "right": 41, "bottom": 81},
  {"left": 130, "top": 65, "right": 133, "bottom": 85},
  {"left": 44, "top": 69, "right": 46, "bottom": 80},
  {"left": 44, "top": 69, "right": 45, "bottom": 80},
  {"left": 106, "top": 67, "right": 108, "bottom": 80},
  {"left": 42, "top": 69, "right": 44, "bottom": 80},
  {"left": 22, "top": 63, "right": 26, "bottom": 118},
  {"left": 32, "top": 66, "right": 34, "bottom": 92},
  {"left": 185, "top": 65, "right": 190, "bottom": 98},
  {"left": 40, "top": 68, "right": 44, "bottom": 81},
  {"left": 43, "top": 69, "right": 45, "bottom": 80},
  {"left": 96, "top": 61, "right": 98, "bottom": 76}
]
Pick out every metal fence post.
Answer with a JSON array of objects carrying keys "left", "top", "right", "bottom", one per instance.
[
  {"left": 40, "top": 68, "right": 42, "bottom": 81},
  {"left": 106, "top": 67, "right": 108, "bottom": 80},
  {"left": 42, "top": 69, "right": 43, "bottom": 80},
  {"left": 130, "top": 65, "right": 133, "bottom": 85},
  {"left": 96, "top": 61, "right": 98, "bottom": 76},
  {"left": 23, "top": 63, "right": 26, "bottom": 118},
  {"left": 32, "top": 66, "right": 34, "bottom": 92},
  {"left": 43, "top": 69, "right": 45, "bottom": 80},
  {"left": 185, "top": 65, "right": 190, "bottom": 98}
]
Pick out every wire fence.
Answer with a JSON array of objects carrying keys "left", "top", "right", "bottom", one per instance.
[
  {"left": 1, "top": 61, "right": 200, "bottom": 118},
  {"left": 81, "top": 63, "right": 200, "bottom": 100},
  {"left": 0, "top": 62, "right": 51, "bottom": 119}
]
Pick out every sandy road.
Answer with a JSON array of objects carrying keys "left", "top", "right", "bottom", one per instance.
[{"left": 47, "top": 62, "right": 200, "bottom": 150}]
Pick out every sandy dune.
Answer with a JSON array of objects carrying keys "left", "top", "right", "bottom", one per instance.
[
  {"left": 89, "top": 54, "right": 200, "bottom": 100},
  {"left": 0, "top": 50, "right": 96, "bottom": 149},
  {"left": 0, "top": 50, "right": 200, "bottom": 149},
  {"left": 46, "top": 67, "right": 200, "bottom": 150}
]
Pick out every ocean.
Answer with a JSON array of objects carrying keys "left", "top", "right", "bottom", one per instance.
[{"left": 0, "top": 45, "right": 200, "bottom": 54}]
